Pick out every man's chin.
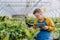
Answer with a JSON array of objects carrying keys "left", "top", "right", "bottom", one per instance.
[{"left": 36, "top": 18, "right": 41, "bottom": 19}]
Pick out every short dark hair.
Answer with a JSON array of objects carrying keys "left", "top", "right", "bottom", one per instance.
[{"left": 33, "top": 8, "right": 41, "bottom": 14}]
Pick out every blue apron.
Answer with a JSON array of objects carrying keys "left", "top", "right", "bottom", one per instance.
[{"left": 36, "top": 19, "right": 52, "bottom": 40}]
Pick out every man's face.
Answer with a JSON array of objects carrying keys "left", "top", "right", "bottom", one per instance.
[{"left": 34, "top": 12, "right": 44, "bottom": 19}]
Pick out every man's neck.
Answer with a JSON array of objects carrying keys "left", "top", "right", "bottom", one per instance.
[{"left": 39, "top": 18, "right": 45, "bottom": 22}]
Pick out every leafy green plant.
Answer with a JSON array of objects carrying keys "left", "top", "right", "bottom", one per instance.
[{"left": 0, "top": 16, "right": 60, "bottom": 40}]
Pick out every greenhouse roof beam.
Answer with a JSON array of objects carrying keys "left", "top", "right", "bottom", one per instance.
[{"left": 24, "top": 0, "right": 41, "bottom": 16}]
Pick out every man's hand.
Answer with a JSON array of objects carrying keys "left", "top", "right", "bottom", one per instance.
[{"left": 42, "top": 26, "right": 49, "bottom": 30}]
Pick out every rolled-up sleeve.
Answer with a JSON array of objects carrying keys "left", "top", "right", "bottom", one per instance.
[
  {"left": 33, "top": 19, "right": 38, "bottom": 29},
  {"left": 47, "top": 18, "right": 55, "bottom": 32}
]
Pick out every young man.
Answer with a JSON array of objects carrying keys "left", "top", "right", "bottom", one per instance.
[{"left": 33, "top": 8, "right": 55, "bottom": 40}]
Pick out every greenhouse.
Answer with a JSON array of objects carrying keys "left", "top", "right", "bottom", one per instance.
[{"left": 0, "top": 0, "right": 60, "bottom": 40}]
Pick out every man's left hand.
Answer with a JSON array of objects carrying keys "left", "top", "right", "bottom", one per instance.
[{"left": 42, "top": 26, "right": 49, "bottom": 30}]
